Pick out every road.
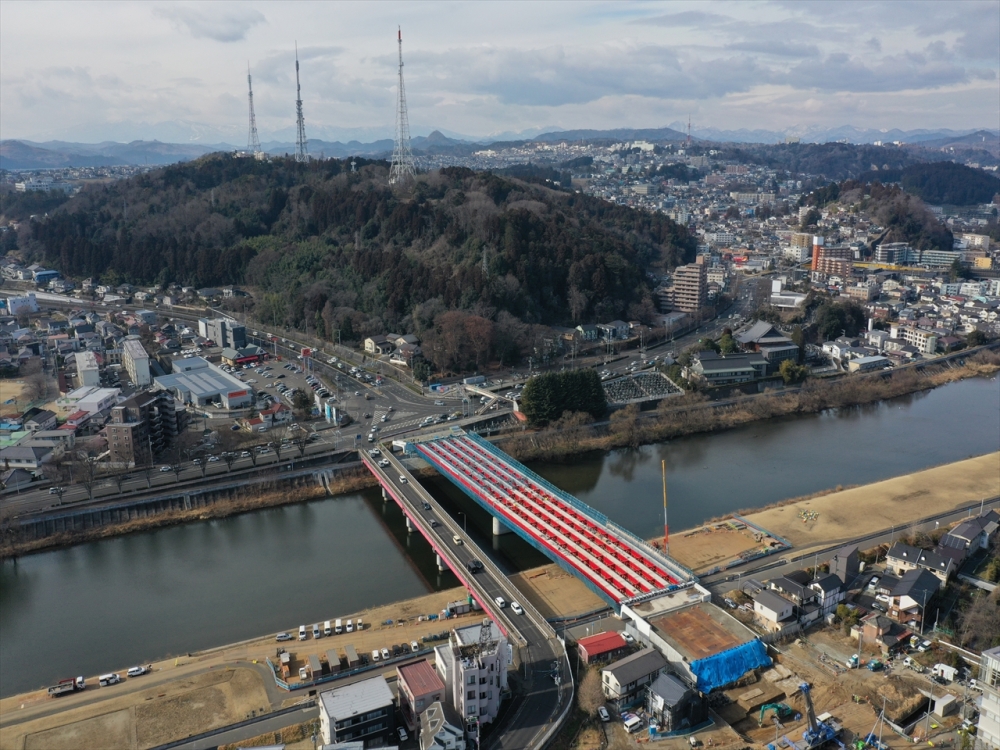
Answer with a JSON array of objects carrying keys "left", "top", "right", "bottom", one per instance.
[
  {"left": 701, "top": 496, "right": 1000, "bottom": 597},
  {"left": 362, "top": 448, "right": 573, "bottom": 750}
]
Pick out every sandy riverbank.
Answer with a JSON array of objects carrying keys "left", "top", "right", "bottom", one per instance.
[{"left": 742, "top": 451, "right": 1000, "bottom": 556}]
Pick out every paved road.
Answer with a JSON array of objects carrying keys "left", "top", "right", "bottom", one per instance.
[
  {"left": 364, "top": 449, "right": 572, "bottom": 750},
  {"left": 158, "top": 704, "right": 318, "bottom": 750},
  {"left": 702, "top": 497, "right": 1000, "bottom": 597}
]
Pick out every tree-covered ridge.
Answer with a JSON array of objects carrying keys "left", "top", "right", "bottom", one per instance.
[
  {"left": 26, "top": 155, "right": 695, "bottom": 341},
  {"left": 898, "top": 162, "right": 1000, "bottom": 206},
  {"left": 801, "top": 178, "right": 954, "bottom": 252}
]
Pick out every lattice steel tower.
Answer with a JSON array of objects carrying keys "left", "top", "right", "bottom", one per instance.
[
  {"left": 247, "top": 64, "right": 262, "bottom": 156},
  {"left": 389, "top": 27, "right": 415, "bottom": 184},
  {"left": 294, "top": 43, "right": 308, "bottom": 163}
]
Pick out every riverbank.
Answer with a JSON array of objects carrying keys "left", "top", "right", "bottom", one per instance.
[
  {"left": 3, "top": 350, "right": 997, "bottom": 561},
  {"left": 0, "top": 467, "right": 374, "bottom": 559},
  {"left": 0, "top": 587, "right": 476, "bottom": 750},
  {"left": 498, "top": 347, "right": 1000, "bottom": 464},
  {"left": 742, "top": 451, "right": 1000, "bottom": 556}
]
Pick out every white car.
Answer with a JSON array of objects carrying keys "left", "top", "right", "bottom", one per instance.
[
  {"left": 159, "top": 465, "right": 172, "bottom": 472},
  {"left": 511, "top": 602, "right": 524, "bottom": 615},
  {"left": 397, "top": 727, "right": 408, "bottom": 742},
  {"left": 494, "top": 596, "right": 507, "bottom": 609},
  {"left": 598, "top": 706, "right": 610, "bottom": 722},
  {"left": 398, "top": 476, "right": 408, "bottom": 484}
]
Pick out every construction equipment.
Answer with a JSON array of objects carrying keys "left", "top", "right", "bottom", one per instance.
[
  {"left": 867, "top": 659, "right": 883, "bottom": 672},
  {"left": 846, "top": 654, "right": 859, "bottom": 669},
  {"left": 785, "top": 682, "right": 843, "bottom": 750},
  {"left": 759, "top": 703, "right": 796, "bottom": 727}
]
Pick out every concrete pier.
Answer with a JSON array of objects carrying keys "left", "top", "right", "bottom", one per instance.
[
  {"left": 492, "top": 516, "right": 512, "bottom": 535},
  {"left": 436, "top": 553, "right": 446, "bottom": 572}
]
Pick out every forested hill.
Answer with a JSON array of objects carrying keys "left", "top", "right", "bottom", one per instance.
[{"left": 23, "top": 154, "right": 695, "bottom": 340}]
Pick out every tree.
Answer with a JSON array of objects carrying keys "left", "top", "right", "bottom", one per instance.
[
  {"left": 718, "top": 333, "right": 738, "bottom": 354},
  {"left": 610, "top": 403, "right": 642, "bottom": 448},
  {"left": 576, "top": 666, "right": 604, "bottom": 715},
  {"left": 520, "top": 370, "right": 607, "bottom": 426},
  {"left": 292, "top": 432, "right": 310, "bottom": 462},
  {"left": 76, "top": 455, "right": 101, "bottom": 502},
  {"left": 967, "top": 329, "right": 989, "bottom": 347},
  {"left": 779, "top": 359, "right": 809, "bottom": 385},
  {"left": 411, "top": 356, "right": 431, "bottom": 383},
  {"left": 292, "top": 390, "right": 313, "bottom": 415}
]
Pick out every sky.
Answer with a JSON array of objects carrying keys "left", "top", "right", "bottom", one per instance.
[{"left": 1, "top": 0, "right": 998, "bottom": 145}]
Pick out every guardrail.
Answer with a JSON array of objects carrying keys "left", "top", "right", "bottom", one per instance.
[{"left": 362, "top": 451, "right": 551, "bottom": 646}]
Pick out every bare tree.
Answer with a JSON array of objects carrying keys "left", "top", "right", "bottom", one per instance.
[
  {"left": 292, "top": 432, "right": 310, "bottom": 463},
  {"left": 76, "top": 456, "right": 101, "bottom": 502},
  {"left": 576, "top": 666, "right": 604, "bottom": 716},
  {"left": 111, "top": 471, "right": 129, "bottom": 494}
]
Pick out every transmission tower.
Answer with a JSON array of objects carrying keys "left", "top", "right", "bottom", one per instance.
[
  {"left": 388, "top": 27, "right": 415, "bottom": 184},
  {"left": 247, "top": 64, "right": 262, "bottom": 156},
  {"left": 294, "top": 43, "right": 308, "bottom": 163}
]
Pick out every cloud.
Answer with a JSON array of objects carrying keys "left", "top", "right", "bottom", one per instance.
[
  {"left": 152, "top": 4, "right": 265, "bottom": 43},
  {"left": 636, "top": 11, "right": 728, "bottom": 27},
  {"left": 726, "top": 40, "right": 819, "bottom": 58},
  {"left": 784, "top": 52, "right": 969, "bottom": 92}
]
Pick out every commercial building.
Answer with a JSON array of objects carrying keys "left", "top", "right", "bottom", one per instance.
[
  {"left": 318, "top": 675, "right": 395, "bottom": 746},
  {"left": 686, "top": 351, "right": 766, "bottom": 386},
  {"left": 106, "top": 390, "right": 183, "bottom": 466},
  {"left": 889, "top": 323, "right": 938, "bottom": 354},
  {"left": 197, "top": 318, "right": 246, "bottom": 349},
  {"left": 398, "top": 659, "right": 447, "bottom": 732},
  {"left": 601, "top": 648, "right": 667, "bottom": 710},
  {"left": 848, "top": 355, "right": 891, "bottom": 373},
  {"left": 122, "top": 339, "right": 151, "bottom": 387},
  {"left": 620, "top": 587, "right": 769, "bottom": 693},
  {"left": 433, "top": 620, "right": 508, "bottom": 742},
  {"left": 153, "top": 357, "right": 253, "bottom": 409},
  {"left": 976, "top": 646, "right": 1000, "bottom": 750},
  {"left": 56, "top": 386, "right": 120, "bottom": 416}
]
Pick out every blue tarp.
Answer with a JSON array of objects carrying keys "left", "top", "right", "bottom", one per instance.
[{"left": 690, "top": 639, "right": 771, "bottom": 693}]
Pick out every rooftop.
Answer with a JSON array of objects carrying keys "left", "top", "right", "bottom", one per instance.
[
  {"left": 577, "top": 631, "right": 627, "bottom": 655},
  {"left": 319, "top": 675, "right": 394, "bottom": 722},
  {"left": 649, "top": 603, "right": 753, "bottom": 660},
  {"left": 397, "top": 659, "right": 444, "bottom": 696},
  {"left": 603, "top": 647, "right": 667, "bottom": 685}
]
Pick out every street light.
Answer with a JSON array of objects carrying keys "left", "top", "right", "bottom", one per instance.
[{"left": 458, "top": 510, "right": 467, "bottom": 533}]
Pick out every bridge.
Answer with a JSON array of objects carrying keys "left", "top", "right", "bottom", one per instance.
[
  {"left": 411, "top": 431, "right": 693, "bottom": 608},
  {"left": 360, "top": 450, "right": 572, "bottom": 750}
]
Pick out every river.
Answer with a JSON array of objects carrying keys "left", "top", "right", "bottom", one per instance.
[{"left": 1, "top": 376, "right": 997, "bottom": 696}]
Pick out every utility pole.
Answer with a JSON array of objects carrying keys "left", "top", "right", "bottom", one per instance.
[
  {"left": 294, "top": 43, "right": 308, "bottom": 162},
  {"left": 388, "top": 27, "right": 415, "bottom": 184}
]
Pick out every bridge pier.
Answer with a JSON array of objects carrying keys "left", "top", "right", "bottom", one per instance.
[
  {"left": 405, "top": 516, "right": 413, "bottom": 532},
  {"left": 382, "top": 487, "right": 388, "bottom": 501},
  {"left": 436, "top": 553, "right": 446, "bottom": 572},
  {"left": 492, "top": 516, "right": 512, "bottom": 536}
]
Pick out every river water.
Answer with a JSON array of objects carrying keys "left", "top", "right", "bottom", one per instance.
[{"left": 2, "top": 376, "right": 997, "bottom": 696}]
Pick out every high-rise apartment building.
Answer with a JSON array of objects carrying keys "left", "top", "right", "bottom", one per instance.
[
  {"left": 106, "top": 391, "right": 182, "bottom": 466},
  {"left": 122, "top": 339, "right": 151, "bottom": 387},
  {"left": 669, "top": 262, "right": 708, "bottom": 313}
]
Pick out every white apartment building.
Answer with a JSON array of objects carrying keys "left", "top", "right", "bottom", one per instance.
[
  {"left": 122, "top": 338, "right": 151, "bottom": 386},
  {"left": 889, "top": 323, "right": 938, "bottom": 354},
  {"left": 76, "top": 350, "right": 101, "bottom": 387},
  {"left": 977, "top": 646, "right": 1000, "bottom": 750},
  {"left": 434, "top": 620, "right": 508, "bottom": 743}
]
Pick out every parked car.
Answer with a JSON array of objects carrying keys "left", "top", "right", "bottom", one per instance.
[
  {"left": 598, "top": 706, "right": 610, "bottom": 722},
  {"left": 275, "top": 632, "right": 293, "bottom": 642}
]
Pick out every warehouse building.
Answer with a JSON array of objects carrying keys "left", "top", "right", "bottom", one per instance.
[{"left": 153, "top": 357, "right": 253, "bottom": 409}]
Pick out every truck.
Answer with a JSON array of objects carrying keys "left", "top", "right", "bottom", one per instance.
[
  {"left": 335, "top": 618, "right": 343, "bottom": 635},
  {"left": 47, "top": 676, "right": 85, "bottom": 696},
  {"left": 903, "top": 657, "right": 924, "bottom": 673},
  {"left": 846, "top": 654, "right": 859, "bottom": 669},
  {"left": 933, "top": 664, "right": 957, "bottom": 682}
]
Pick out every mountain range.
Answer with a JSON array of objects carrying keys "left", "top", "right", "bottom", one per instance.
[{"left": 2, "top": 125, "right": 997, "bottom": 170}]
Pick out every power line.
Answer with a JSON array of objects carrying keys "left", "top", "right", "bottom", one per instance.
[{"left": 388, "top": 27, "right": 415, "bottom": 184}]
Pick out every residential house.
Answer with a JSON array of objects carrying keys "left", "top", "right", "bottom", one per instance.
[
  {"left": 601, "top": 647, "right": 667, "bottom": 710},
  {"left": 576, "top": 631, "right": 628, "bottom": 665},
  {"left": 829, "top": 545, "right": 860, "bottom": 589},
  {"left": 596, "top": 320, "right": 630, "bottom": 340},
  {"left": 318, "top": 675, "right": 396, "bottom": 746},
  {"left": 397, "top": 660, "right": 446, "bottom": 732},
  {"left": 419, "top": 701, "right": 466, "bottom": 750},
  {"left": 887, "top": 569, "right": 940, "bottom": 630},
  {"left": 0, "top": 445, "right": 54, "bottom": 472},
  {"left": 886, "top": 543, "right": 954, "bottom": 583},
  {"left": 364, "top": 335, "right": 396, "bottom": 355},
  {"left": 23, "top": 408, "right": 58, "bottom": 432},
  {"left": 646, "top": 673, "right": 706, "bottom": 733},
  {"left": 575, "top": 324, "right": 599, "bottom": 341},
  {"left": 856, "top": 613, "right": 911, "bottom": 655},
  {"left": 752, "top": 589, "right": 795, "bottom": 632}
]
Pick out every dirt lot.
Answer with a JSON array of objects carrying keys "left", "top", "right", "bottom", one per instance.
[
  {"left": 743, "top": 452, "right": 1000, "bottom": 554},
  {"left": 0, "top": 588, "right": 478, "bottom": 750},
  {"left": 1, "top": 379, "right": 29, "bottom": 416},
  {"left": 510, "top": 563, "right": 607, "bottom": 619}
]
